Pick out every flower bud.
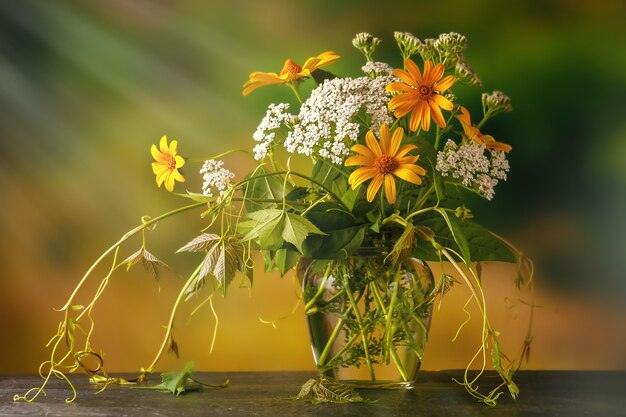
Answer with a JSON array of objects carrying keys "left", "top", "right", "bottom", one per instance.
[
  {"left": 435, "top": 32, "right": 467, "bottom": 54},
  {"left": 394, "top": 31, "right": 422, "bottom": 60},
  {"left": 352, "top": 32, "right": 381, "bottom": 61},
  {"left": 482, "top": 91, "right": 513, "bottom": 116}
]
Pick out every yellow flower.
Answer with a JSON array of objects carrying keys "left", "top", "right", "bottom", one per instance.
[
  {"left": 242, "top": 51, "right": 340, "bottom": 96},
  {"left": 346, "top": 123, "right": 426, "bottom": 204},
  {"left": 151, "top": 136, "right": 185, "bottom": 192},
  {"left": 457, "top": 106, "right": 512, "bottom": 152},
  {"left": 386, "top": 59, "right": 456, "bottom": 132}
]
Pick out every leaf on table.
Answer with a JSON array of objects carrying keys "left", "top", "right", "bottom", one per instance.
[{"left": 293, "top": 377, "right": 373, "bottom": 404}]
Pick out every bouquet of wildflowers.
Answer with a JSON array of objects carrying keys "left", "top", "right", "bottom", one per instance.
[{"left": 17, "top": 32, "right": 534, "bottom": 406}]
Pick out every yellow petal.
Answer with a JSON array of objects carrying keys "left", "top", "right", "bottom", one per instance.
[
  {"left": 345, "top": 154, "right": 375, "bottom": 167},
  {"left": 384, "top": 175, "right": 397, "bottom": 204},
  {"left": 392, "top": 68, "right": 418, "bottom": 87},
  {"left": 409, "top": 106, "right": 422, "bottom": 132},
  {"left": 164, "top": 174, "right": 176, "bottom": 192},
  {"left": 379, "top": 123, "right": 390, "bottom": 154},
  {"left": 156, "top": 169, "right": 169, "bottom": 187},
  {"left": 159, "top": 136, "right": 169, "bottom": 154},
  {"left": 395, "top": 144, "right": 417, "bottom": 159},
  {"left": 366, "top": 174, "right": 384, "bottom": 202},
  {"left": 386, "top": 82, "right": 413, "bottom": 92},
  {"left": 398, "top": 162, "right": 427, "bottom": 176},
  {"left": 175, "top": 155, "right": 185, "bottom": 168},
  {"left": 169, "top": 139, "right": 178, "bottom": 155},
  {"left": 394, "top": 167, "right": 423, "bottom": 185},
  {"left": 427, "top": 63, "right": 445, "bottom": 85},
  {"left": 404, "top": 58, "right": 423, "bottom": 83},
  {"left": 421, "top": 60, "right": 433, "bottom": 85},
  {"left": 172, "top": 169, "right": 185, "bottom": 183},
  {"left": 428, "top": 99, "right": 447, "bottom": 128},
  {"left": 350, "top": 144, "right": 376, "bottom": 159},
  {"left": 433, "top": 75, "right": 456, "bottom": 92},
  {"left": 151, "top": 144, "right": 167, "bottom": 163},
  {"left": 419, "top": 101, "right": 432, "bottom": 131},
  {"left": 397, "top": 155, "right": 419, "bottom": 165},
  {"left": 365, "top": 130, "right": 382, "bottom": 156},
  {"left": 152, "top": 162, "right": 168, "bottom": 175},
  {"left": 348, "top": 167, "right": 378, "bottom": 189},
  {"left": 389, "top": 127, "right": 404, "bottom": 156},
  {"left": 431, "top": 93, "right": 454, "bottom": 111}
]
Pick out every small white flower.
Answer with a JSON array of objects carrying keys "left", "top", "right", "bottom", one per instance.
[
  {"left": 252, "top": 103, "right": 292, "bottom": 160},
  {"left": 436, "top": 140, "right": 509, "bottom": 200},
  {"left": 284, "top": 75, "right": 396, "bottom": 164},
  {"left": 200, "top": 159, "right": 235, "bottom": 197}
]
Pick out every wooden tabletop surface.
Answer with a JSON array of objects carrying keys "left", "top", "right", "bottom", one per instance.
[{"left": 2, "top": 370, "right": 625, "bottom": 416}]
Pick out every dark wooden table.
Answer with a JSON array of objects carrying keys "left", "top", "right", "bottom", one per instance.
[{"left": 1, "top": 371, "right": 625, "bottom": 416}]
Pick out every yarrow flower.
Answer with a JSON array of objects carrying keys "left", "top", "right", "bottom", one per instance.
[
  {"left": 284, "top": 75, "right": 396, "bottom": 164},
  {"left": 151, "top": 136, "right": 185, "bottom": 192},
  {"left": 386, "top": 59, "right": 456, "bottom": 132},
  {"left": 252, "top": 103, "right": 292, "bottom": 160},
  {"left": 346, "top": 123, "right": 425, "bottom": 204},
  {"left": 436, "top": 139, "right": 509, "bottom": 200},
  {"left": 242, "top": 51, "right": 340, "bottom": 96},
  {"left": 200, "top": 159, "right": 235, "bottom": 197}
]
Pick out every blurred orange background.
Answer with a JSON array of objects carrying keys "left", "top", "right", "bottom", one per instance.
[{"left": 1, "top": 0, "right": 625, "bottom": 374}]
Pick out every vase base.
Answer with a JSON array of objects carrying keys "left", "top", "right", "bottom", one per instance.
[{"left": 332, "top": 379, "right": 415, "bottom": 390}]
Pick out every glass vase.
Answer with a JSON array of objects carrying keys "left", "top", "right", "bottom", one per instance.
[{"left": 301, "top": 250, "right": 435, "bottom": 389}]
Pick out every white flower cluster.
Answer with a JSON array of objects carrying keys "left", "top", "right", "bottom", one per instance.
[
  {"left": 252, "top": 103, "right": 292, "bottom": 160},
  {"left": 284, "top": 75, "right": 396, "bottom": 164},
  {"left": 200, "top": 159, "right": 235, "bottom": 197},
  {"left": 361, "top": 61, "right": 393, "bottom": 76},
  {"left": 436, "top": 139, "right": 509, "bottom": 200}
]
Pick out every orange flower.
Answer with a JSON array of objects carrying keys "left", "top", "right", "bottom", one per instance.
[
  {"left": 242, "top": 51, "right": 340, "bottom": 96},
  {"left": 346, "top": 123, "right": 426, "bottom": 204},
  {"left": 151, "top": 136, "right": 185, "bottom": 192},
  {"left": 386, "top": 59, "right": 456, "bottom": 132},
  {"left": 457, "top": 106, "right": 512, "bottom": 152}
]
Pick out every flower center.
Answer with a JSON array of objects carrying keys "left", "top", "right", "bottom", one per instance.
[
  {"left": 375, "top": 154, "right": 397, "bottom": 175},
  {"left": 167, "top": 156, "right": 177, "bottom": 171},
  {"left": 280, "top": 59, "right": 302, "bottom": 76},
  {"left": 417, "top": 85, "right": 433, "bottom": 100}
]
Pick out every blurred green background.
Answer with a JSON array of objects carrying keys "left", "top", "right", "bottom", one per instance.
[{"left": 1, "top": 0, "right": 625, "bottom": 374}]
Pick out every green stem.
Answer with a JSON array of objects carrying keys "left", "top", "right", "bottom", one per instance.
[
  {"left": 59, "top": 202, "right": 206, "bottom": 313},
  {"left": 370, "top": 281, "right": 409, "bottom": 381},
  {"left": 342, "top": 272, "right": 376, "bottom": 381},
  {"left": 289, "top": 82, "right": 303, "bottom": 104},
  {"left": 143, "top": 261, "right": 206, "bottom": 375}
]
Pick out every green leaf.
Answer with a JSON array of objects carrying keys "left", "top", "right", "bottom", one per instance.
[
  {"left": 282, "top": 212, "right": 325, "bottom": 253},
  {"left": 178, "top": 234, "right": 247, "bottom": 298},
  {"left": 273, "top": 249, "right": 301, "bottom": 275},
  {"left": 176, "top": 191, "right": 213, "bottom": 204},
  {"left": 302, "top": 203, "right": 365, "bottom": 260},
  {"left": 411, "top": 215, "right": 516, "bottom": 263},
  {"left": 243, "top": 166, "right": 291, "bottom": 211},
  {"left": 177, "top": 233, "right": 221, "bottom": 253},
  {"left": 294, "top": 377, "right": 373, "bottom": 404},
  {"left": 436, "top": 208, "right": 471, "bottom": 266},
  {"left": 123, "top": 247, "right": 170, "bottom": 282},
  {"left": 242, "top": 209, "right": 285, "bottom": 251},
  {"left": 311, "top": 159, "right": 358, "bottom": 211},
  {"left": 159, "top": 361, "right": 195, "bottom": 396}
]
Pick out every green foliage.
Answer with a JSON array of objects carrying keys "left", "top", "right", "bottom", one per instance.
[
  {"left": 243, "top": 209, "right": 325, "bottom": 254},
  {"left": 177, "top": 233, "right": 250, "bottom": 297},
  {"left": 138, "top": 361, "right": 229, "bottom": 396},
  {"left": 412, "top": 215, "right": 516, "bottom": 263},
  {"left": 243, "top": 166, "right": 292, "bottom": 212},
  {"left": 122, "top": 247, "right": 169, "bottom": 282},
  {"left": 302, "top": 203, "right": 366, "bottom": 260},
  {"left": 311, "top": 159, "right": 359, "bottom": 211}
]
